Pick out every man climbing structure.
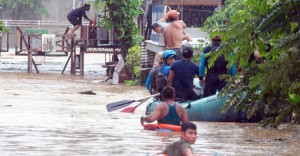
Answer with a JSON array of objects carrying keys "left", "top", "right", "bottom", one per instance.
[{"left": 67, "top": 4, "right": 93, "bottom": 36}]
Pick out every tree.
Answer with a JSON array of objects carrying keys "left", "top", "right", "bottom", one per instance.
[
  {"left": 0, "top": 0, "right": 48, "bottom": 20},
  {"left": 0, "top": 21, "right": 9, "bottom": 33},
  {"left": 204, "top": 0, "right": 300, "bottom": 127},
  {"left": 99, "top": 0, "right": 143, "bottom": 60}
]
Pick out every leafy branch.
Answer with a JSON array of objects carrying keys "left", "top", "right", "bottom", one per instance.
[{"left": 204, "top": 0, "right": 300, "bottom": 127}]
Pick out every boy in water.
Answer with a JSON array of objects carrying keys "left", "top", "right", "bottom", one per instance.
[{"left": 160, "top": 122, "right": 198, "bottom": 156}]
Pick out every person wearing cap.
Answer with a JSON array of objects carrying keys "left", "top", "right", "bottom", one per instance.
[
  {"left": 163, "top": 10, "right": 190, "bottom": 60},
  {"left": 145, "top": 50, "right": 177, "bottom": 95},
  {"left": 67, "top": 4, "right": 93, "bottom": 35},
  {"left": 157, "top": 122, "right": 198, "bottom": 156},
  {"left": 199, "top": 32, "right": 236, "bottom": 97},
  {"left": 167, "top": 47, "right": 201, "bottom": 100}
]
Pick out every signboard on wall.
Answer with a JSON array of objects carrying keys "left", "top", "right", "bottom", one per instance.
[
  {"left": 25, "top": 29, "right": 48, "bottom": 34},
  {"left": 24, "top": 29, "right": 49, "bottom": 51}
]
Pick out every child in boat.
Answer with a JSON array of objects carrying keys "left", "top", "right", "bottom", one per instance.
[{"left": 145, "top": 50, "right": 177, "bottom": 95}]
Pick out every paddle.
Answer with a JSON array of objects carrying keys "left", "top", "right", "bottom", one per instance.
[
  {"left": 106, "top": 93, "right": 160, "bottom": 112},
  {"left": 121, "top": 97, "right": 149, "bottom": 113}
]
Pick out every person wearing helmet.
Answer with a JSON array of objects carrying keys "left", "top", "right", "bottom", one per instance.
[
  {"left": 199, "top": 31, "right": 235, "bottom": 97},
  {"left": 145, "top": 50, "right": 177, "bottom": 95},
  {"left": 167, "top": 47, "right": 201, "bottom": 100}
]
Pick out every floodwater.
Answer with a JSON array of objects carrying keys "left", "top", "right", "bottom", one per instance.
[{"left": 0, "top": 51, "right": 300, "bottom": 156}]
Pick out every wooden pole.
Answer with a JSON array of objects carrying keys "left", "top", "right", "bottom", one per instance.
[
  {"left": 27, "top": 36, "right": 32, "bottom": 73},
  {"left": 70, "top": 37, "right": 75, "bottom": 74},
  {"left": 79, "top": 47, "right": 84, "bottom": 76}
]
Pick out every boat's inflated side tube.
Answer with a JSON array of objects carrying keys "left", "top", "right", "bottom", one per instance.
[{"left": 144, "top": 123, "right": 181, "bottom": 132}]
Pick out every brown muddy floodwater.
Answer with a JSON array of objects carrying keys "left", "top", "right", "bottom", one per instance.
[{"left": 0, "top": 52, "right": 300, "bottom": 156}]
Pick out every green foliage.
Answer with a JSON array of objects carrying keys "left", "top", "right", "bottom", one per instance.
[
  {"left": 0, "top": 21, "right": 9, "bottom": 33},
  {"left": 98, "top": 0, "right": 143, "bottom": 59},
  {"left": 191, "top": 38, "right": 210, "bottom": 63},
  {"left": 124, "top": 79, "right": 140, "bottom": 86},
  {"left": 0, "top": 0, "right": 48, "bottom": 19},
  {"left": 125, "top": 45, "right": 141, "bottom": 83},
  {"left": 91, "top": 0, "right": 106, "bottom": 13},
  {"left": 205, "top": 0, "right": 300, "bottom": 127}
]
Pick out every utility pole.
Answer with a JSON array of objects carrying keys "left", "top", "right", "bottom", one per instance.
[{"left": 181, "top": 0, "right": 183, "bottom": 20}]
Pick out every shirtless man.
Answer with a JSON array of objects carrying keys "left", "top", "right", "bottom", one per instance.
[
  {"left": 163, "top": 10, "right": 188, "bottom": 60},
  {"left": 152, "top": 9, "right": 192, "bottom": 41}
]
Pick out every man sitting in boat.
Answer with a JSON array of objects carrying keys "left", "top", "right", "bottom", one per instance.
[
  {"left": 160, "top": 122, "right": 198, "bottom": 156},
  {"left": 140, "top": 86, "right": 188, "bottom": 126},
  {"left": 167, "top": 47, "right": 201, "bottom": 100},
  {"left": 145, "top": 50, "right": 177, "bottom": 95}
]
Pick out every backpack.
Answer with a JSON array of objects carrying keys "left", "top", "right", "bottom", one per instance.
[{"left": 156, "top": 66, "right": 168, "bottom": 93}]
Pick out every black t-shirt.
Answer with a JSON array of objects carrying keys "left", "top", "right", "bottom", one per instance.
[{"left": 67, "top": 7, "right": 89, "bottom": 20}]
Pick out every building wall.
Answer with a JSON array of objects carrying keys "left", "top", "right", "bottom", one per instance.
[
  {"left": 151, "top": 0, "right": 220, "bottom": 27},
  {"left": 42, "top": 0, "right": 96, "bottom": 22},
  {"left": 1, "top": 0, "right": 98, "bottom": 48}
]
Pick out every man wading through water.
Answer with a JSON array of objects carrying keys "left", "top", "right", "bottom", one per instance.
[{"left": 155, "top": 122, "right": 199, "bottom": 156}]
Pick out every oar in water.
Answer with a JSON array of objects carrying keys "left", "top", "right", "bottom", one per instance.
[
  {"left": 106, "top": 93, "right": 160, "bottom": 112},
  {"left": 121, "top": 97, "right": 150, "bottom": 113}
]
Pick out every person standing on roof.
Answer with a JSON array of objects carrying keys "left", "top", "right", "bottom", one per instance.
[
  {"left": 145, "top": 50, "right": 177, "bottom": 95},
  {"left": 67, "top": 4, "right": 93, "bottom": 36},
  {"left": 163, "top": 10, "right": 191, "bottom": 60},
  {"left": 151, "top": 22, "right": 192, "bottom": 42},
  {"left": 151, "top": 6, "right": 191, "bottom": 42}
]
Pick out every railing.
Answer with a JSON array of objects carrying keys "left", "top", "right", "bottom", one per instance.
[{"left": 0, "top": 19, "right": 89, "bottom": 28}]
